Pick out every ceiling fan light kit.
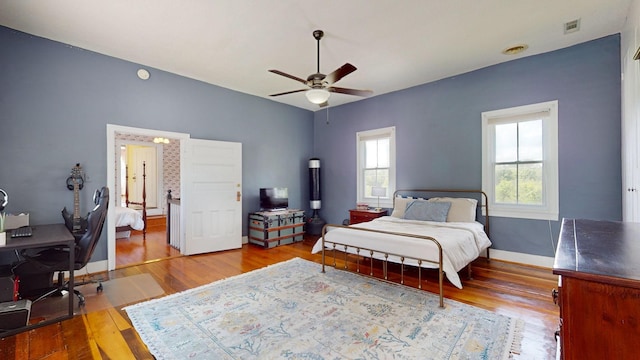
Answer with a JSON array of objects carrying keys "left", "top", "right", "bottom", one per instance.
[
  {"left": 269, "top": 29, "right": 372, "bottom": 107},
  {"left": 305, "top": 88, "right": 330, "bottom": 104}
]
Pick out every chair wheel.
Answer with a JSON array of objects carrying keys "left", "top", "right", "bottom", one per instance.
[{"left": 97, "top": 283, "right": 103, "bottom": 293}]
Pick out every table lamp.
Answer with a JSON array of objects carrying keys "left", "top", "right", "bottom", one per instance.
[{"left": 371, "top": 186, "right": 386, "bottom": 211}]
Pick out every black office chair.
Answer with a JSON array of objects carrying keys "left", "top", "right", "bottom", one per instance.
[{"left": 12, "top": 186, "right": 109, "bottom": 306}]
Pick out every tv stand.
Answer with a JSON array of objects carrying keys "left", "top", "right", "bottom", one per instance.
[{"left": 248, "top": 209, "right": 304, "bottom": 248}]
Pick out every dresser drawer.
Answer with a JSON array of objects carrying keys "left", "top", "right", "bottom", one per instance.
[{"left": 349, "top": 209, "right": 387, "bottom": 224}]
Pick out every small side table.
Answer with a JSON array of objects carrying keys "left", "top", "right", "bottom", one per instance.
[{"left": 349, "top": 209, "right": 387, "bottom": 225}]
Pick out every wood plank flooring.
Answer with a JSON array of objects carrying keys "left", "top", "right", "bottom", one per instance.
[
  {"left": 0, "top": 235, "right": 559, "bottom": 359},
  {"left": 116, "top": 217, "right": 180, "bottom": 268}
]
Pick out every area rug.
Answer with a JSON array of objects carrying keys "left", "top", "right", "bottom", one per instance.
[{"left": 124, "top": 258, "right": 523, "bottom": 359}]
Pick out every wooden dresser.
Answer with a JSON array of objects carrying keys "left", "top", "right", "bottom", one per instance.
[{"left": 553, "top": 218, "right": 640, "bottom": 360}]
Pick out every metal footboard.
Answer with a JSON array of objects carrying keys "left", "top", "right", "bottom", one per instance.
[{"left": 320, "top": 224, "right": 445, "bottom": 308}]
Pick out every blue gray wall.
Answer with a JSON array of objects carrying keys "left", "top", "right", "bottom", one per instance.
[
  {"left": 0, "top": 25, "right": 622, "bottom": 261},
  {"left": 0, "top": 26, "right": 314, "bottom": 262},
  {"left": 313, "top": 35, "right": 622, "bottom": 257}
]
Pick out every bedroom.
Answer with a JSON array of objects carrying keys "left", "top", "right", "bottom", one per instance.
[
  {"left": 0, "top": 0, "right": 637, "bottom": 357},
  {"left": 0, "top": 1, "right": 632, "bottom": 269}
]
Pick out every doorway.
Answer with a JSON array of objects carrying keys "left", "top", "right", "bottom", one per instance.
[
  {"left": 115, "top": 140, "right": 175, "bottom": 267},
  {"left": 117, "top": 142, "right": 161, "bottom": 214},
  {"left": 107, "top": 125, "right": 190, "bottom": 270},
  {"left": 106, "top": 124, "right": 244, "bottom": 271}
]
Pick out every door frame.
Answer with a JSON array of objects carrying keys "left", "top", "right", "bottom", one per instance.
[{"left": 106, "top": 124, "right": 190, "bottom": 271}]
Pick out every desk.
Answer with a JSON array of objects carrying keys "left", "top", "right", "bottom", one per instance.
[{"left": 1, "top": 223, "right": 75, "bottom": 337}]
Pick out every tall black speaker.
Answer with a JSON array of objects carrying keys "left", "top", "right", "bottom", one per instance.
[{"left": 307, "top": 158, "right": 326, "bottom": 235}]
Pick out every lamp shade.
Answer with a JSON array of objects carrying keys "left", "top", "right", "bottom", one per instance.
[
  {"left": 305, "top": 88, "right": 330, "bottom": 104},
  {"left": 371, "top": 186, "right": 387, "bottom": 197}
]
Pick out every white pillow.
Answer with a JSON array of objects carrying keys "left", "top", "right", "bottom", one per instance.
[
  {"left": 390, "top": 197, "right": 414, "bottom": 218},
  {"left": 427, "top": 197, "right": 478, "bottom": 222}
]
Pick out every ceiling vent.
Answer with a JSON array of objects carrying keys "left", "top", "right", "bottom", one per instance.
[
  {"left": 502, "top": 44, "right": 528, "bottom": 55},
  {"left": 564, "top": 19, "right": 580, "bottom": 34}
]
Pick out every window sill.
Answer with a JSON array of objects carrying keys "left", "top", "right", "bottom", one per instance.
[{"left": 484, "top": 208, "right": 558, "bottom": 221}]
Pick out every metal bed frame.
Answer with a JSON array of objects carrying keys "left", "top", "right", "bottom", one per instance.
[{"left": 319, "top": 189, "right": 490, "bottom": 308}]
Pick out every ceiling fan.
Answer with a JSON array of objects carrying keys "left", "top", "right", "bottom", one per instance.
[{"left": 269, "top": 30, "right": 373, "bottom": 107}]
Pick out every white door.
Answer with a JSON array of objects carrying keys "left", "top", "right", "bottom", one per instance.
[{"left": 182, "top": 139, "right": 242, "bottom": 255}]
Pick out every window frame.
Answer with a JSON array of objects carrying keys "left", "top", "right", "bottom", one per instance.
[
  {"left": 356, "top": 126, "right": 396, "bottom": 209},
  {"left": 481, "top": 101, "right": 559, "bottom": 220}
]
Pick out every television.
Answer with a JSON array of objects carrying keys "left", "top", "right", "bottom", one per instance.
[{"left": 260, "top": 187, "right": 288, "bottom": 211}]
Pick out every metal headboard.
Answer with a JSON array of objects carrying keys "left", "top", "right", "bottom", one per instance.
[{"left": 392, "top": 189, "right": 490, "bottom": 238}]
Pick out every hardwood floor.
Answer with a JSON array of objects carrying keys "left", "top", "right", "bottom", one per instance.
[
  {"left": 116, "top": 216, "right": 180, "bottom": 268},
  {"left": 0, "top": 236, "right": 560, "bottom": 359}
]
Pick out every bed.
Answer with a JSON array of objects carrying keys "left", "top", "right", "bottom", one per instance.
[
  {"left": 116, "top": 162, "right": 148, "bottom": 239},
  {"left": 311, "top": 189, "right": 491, "bottom": 308},
  {"left": 115, "top": 206, "right": 145, "bottom": 238}
]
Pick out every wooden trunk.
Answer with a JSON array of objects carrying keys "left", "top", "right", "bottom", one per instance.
[{"left": 248, "top": 210, "right": 305, "bottom": 248}]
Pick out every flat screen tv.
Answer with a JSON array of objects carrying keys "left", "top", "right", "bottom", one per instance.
[{"left": 260, "top": 187, "right": 288, "bottom": 211}]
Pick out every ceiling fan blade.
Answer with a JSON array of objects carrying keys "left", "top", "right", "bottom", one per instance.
[
  {"left": 268, "top": 69, "right": 308, "bottom": 85},
  {"left": 328, "top": 86, "right": 373, "bottom": 97},
  {"left": 269, "top": 89, "right": 307, "bottom": 97},
  {"left": 325, "top": 63, "right": 357, "bottom": 84}
]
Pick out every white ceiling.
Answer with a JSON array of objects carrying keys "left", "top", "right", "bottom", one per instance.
[{"left": 0, "top": 0, "right": 632, "bottom": 111}]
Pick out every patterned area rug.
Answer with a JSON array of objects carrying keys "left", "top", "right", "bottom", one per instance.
[{"left": 125, "top": 258, "right": 523, "bottom": 359}]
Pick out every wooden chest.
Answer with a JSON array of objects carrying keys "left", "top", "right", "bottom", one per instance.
[{"left": 248, "top": 210, "right": 305, "bottom": 248}]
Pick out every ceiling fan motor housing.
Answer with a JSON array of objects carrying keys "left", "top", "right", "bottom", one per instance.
[{"left": 307, "top": 73, "right": 327, "bottom": 88}]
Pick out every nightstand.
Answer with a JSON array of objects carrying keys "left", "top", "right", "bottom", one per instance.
[{"left": 349, "top": 209, "right": 387, "bottom": 224}]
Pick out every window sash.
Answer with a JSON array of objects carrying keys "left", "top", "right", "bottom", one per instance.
[
  {"left": 482, "top": 101, "right": 558, "bottom": 220},
  {"left": 357, "top": 126, "right": 396, "bottom": 208}
]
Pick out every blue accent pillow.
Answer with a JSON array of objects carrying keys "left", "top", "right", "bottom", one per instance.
[{"left": 403, "top": 200, "right": 451, "bottom": 222}]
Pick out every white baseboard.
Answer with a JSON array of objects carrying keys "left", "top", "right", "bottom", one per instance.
[
  {"left": 488, "top": 249, "right": 555, "bottom": 268},
  {"left": 242, "top": 235, "right": 248, "bottom": 244}
]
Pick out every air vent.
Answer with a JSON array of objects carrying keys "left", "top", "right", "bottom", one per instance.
[
  {"left": 502, "top": 44, "right": 528, "bottom": 55},
  {"left": 564, "top": 19, "right": 580, "bottom": 34}
]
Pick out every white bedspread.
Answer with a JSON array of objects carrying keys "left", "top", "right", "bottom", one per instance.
[
  {"left": 115, "top": 206, "right": 145, "bottom": 230},
  {"left": 311, "top": 216, "right": 491, "bottom": 289}
]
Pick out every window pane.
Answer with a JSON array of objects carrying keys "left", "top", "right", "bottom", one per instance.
[
  {"left": 365, "top": 140, "right": 378, "bottom": 168},
  {"left": 519, "top": 120, "right": 543, "bottom": 161},
  {"left": 495, "top": 123, "right": 517, "bottom": 162},
  {"left": 364, "top": 169, "right": 389, "bottom": 197},
  {"left": 377, "top": 138, "right": 390, "bottom": 167},
  {"left": 495, "top": 164, "right": 516, "bottom": 204},
  {"left": 518, "top": 162, "right": 543, "bottom": 204}
]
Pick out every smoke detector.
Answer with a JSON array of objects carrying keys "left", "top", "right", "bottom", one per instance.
[{"left": 564, "top": 19, "right": 581, "bottom": 34}]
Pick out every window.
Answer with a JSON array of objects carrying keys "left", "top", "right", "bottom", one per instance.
[
  {"left": 357, "top": 126, "right": 396, "bottom": 208},
  {"left": 482, "top": 101, "right": 558, "bottom": 220}
]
